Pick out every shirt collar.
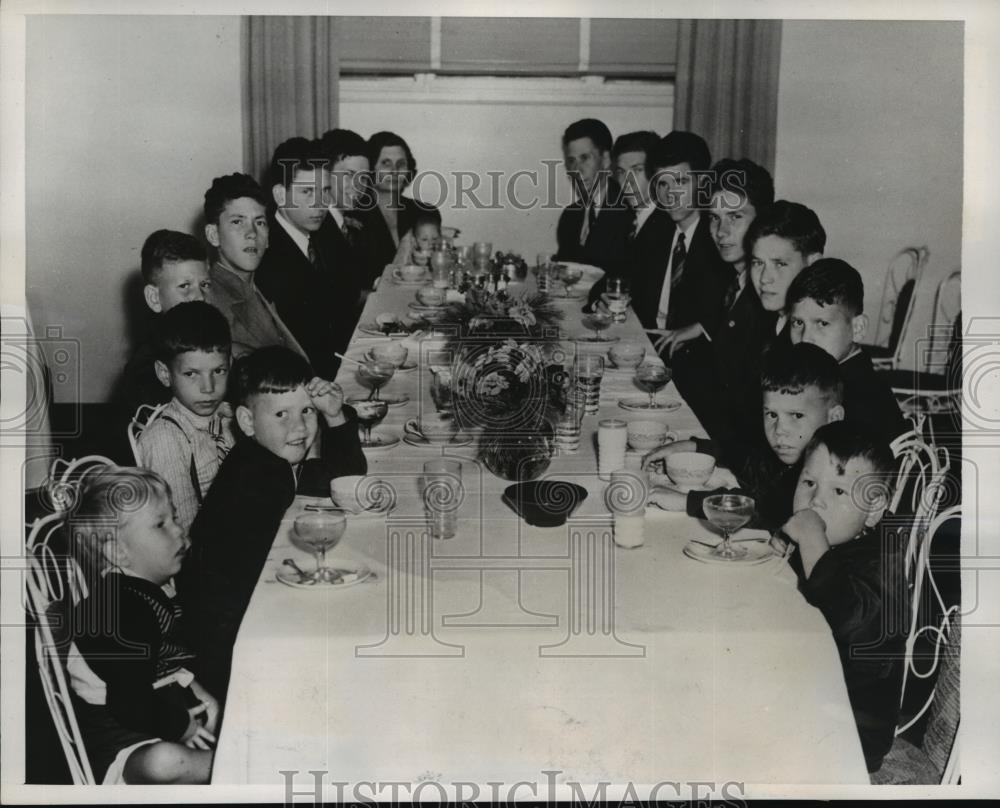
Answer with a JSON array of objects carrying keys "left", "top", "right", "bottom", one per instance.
[
  {"left": 678, "top": 214, "right": 699, "bottom": 243},
  {"left": 276, "top": 210, "right": 311, "bottom": 259},
  {"left": 634, "top": 203, "right": 655, "bottom": 231},
  {"left": 168, "top": 397, "right": 219, "bottom": 431},
  {"left": 327, "top": 205, "right": 345, "bottom": 229}
]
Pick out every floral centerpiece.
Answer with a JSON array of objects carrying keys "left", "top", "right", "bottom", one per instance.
[{"left": 436, "top": 288, "right": 568, "bottom": 481}]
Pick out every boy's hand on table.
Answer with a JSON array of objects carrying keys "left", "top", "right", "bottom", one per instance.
[
  {"left": 646, "top": 486, "right": 688, "bottom": 511},
  {"left": 650, "top": 323, "right": 703, "bottom": 357},
  {"left": 307, "top": 377, "right": 346, "bottom": 426},
  {"left": 641, "top": 439, "right": 698, "bottom": 474}
]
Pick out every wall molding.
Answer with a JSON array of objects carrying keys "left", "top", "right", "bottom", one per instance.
[{"left": 339, "top": 73, "right": 673, "bottom": 108}]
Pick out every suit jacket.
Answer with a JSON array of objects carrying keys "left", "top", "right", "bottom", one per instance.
[
  {"left": 355, "top": 197, "right": 439, "bottom": 283},
  {"left": 255, "top": 216, "right": 362, "bottom": 379},
  {"left": 318, "top": 211, "right": 376, "bottom": 292},
  {"left": 208, "top": 261, "right": 307, "bottom": 359},
  {"left": 555, "top": 179, "right": 634, "bottom": 278}
]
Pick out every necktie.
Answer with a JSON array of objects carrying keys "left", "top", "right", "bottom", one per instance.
[
  {"left": 210, "top": 414, "right": 230, "bottom": 463},
  {"left": 722, "top": 269, "right": 741, "bottom": 312},
  {"left": 627, "top": 213, "right": 639, "bottom": 242},
  {"left": 670, "top": 232, "right": 687, "bottom": 289},
  {"left": 308, "top": 235, "right": 322, "bottom": 271},
  {"left": 580, "top": 203, "right": 597, "bottom": 246}
]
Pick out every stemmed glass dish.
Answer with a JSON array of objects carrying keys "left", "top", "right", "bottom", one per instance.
[
  {"left": 702, "top": 494, "right": 756, "bottom": 560},
  {"left": 353, "top": 399, "right": 389, "bottom": 447},
  {"left": 582, "top": 311, "right": 614, "bottom": 342},
  {"left": 633, "top": 364, "right": 672, "bottom": 409},
  {"left": 292, "top": 510, "right": 348, "bottom": 584},
  {"left": 358, "top": 360, "right": 395, "bottom": 400}
]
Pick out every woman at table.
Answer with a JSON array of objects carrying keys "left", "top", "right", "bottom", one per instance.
[{"left": 359, "top": 131, "right": 439, "bottom": 278}]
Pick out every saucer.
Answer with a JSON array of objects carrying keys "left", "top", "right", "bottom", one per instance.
[
  {"left": 347, "top": 394, "right": 409, "bottom": 409},
  {"left": 682, "top": 540, "right": 775, "bottom": 565},
  {"left": 358, "top": 322, "right": 411, "bottom": 338},
  {"left": 578, "top": 334, "right": 619, "bottom": 343},
  {"left": 360, "top": 431, "right": 400, "bottom": 451},
  {"left": 618, "top": 397, "right": 682, "bottom": 413},
  {"left": 391, "top": 268, "right": 430, "bottom": 286},
  {"left": 403, "top": 432, "right": 474, "bottom": 449},
  {"left": 276, "top": 564, "right": 374, "bottom": 589}
]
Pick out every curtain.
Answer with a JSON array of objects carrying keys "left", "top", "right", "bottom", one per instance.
[
  {"left": 673, "top": 19, "right": 782, "bottom": 174},
  {"left": 242, "top": 16, "right": 340, "bottom": 183}
]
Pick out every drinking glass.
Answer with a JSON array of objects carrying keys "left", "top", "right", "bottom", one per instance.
[
  {"left": 422, "top": 459, "right": 463, "bottom": 540},
  {"left": 633, "top": 364, "right": 672, "bottom": 409},
  {"left": 358, "top": 360, "right": 396, "bottom": 400},
  {"left": 582, "top": 311, "right": 614, "bottom": 342},
  {"left": 575, "top": 354, "right": 605, "bottom": 414},
  {"left": 430, "top": 250, "right": 452, "bottom": 288},
  {"left": 554, "top": 390, "right": 586, "bottom": 454},
  {"left": 353, "top": 399, "right": 389, "bottom": 447},
  {"left": 292, "top": 510, "right": 347, "bottom": 583},
  {"left": 602, "top": 278, "right": 632, "bottom": 323},
  {"left": 473, "top": 242, "right": 493, "bottom": 263},
  {"left": 535, "top": 253, "right": 555, "bottom": 293},
  {"left": 703, "top": 494, "right": 756, "bottom": 560}
]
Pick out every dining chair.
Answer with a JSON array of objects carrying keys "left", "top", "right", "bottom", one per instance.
[
  {"left": 888, "top": 433, "right": 951, "bottom": 587},
  {"left": 25, "top": 509, "right": 96, "bottom": 784},
  {"left": 44, "top": 455, "right": 117, "bottom": 513},
  {"left": 866, "top": 246, "right": 929, "bottom": 371},
  {"left": 896, "top": 504, "right": 961, "bottom": 737},
  {"left": 127, "top": 402, "right": 167, "bottom": 465}
]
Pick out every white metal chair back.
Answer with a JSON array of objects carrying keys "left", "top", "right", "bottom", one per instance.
[
  {"left": 128, "top": 402, "right": 167, "bottom": 465},
  {"left": 924, "top": 270, "right": 961, "bottom": 374},
  {"left": 872, "top": 246, "right": 929, "bottom": 369},
  {"left": 45, "top": 455, "right": 118, "bottom": 513},
  {"left": 25, "top": 510, "right": 95, "bottom": 784},
  {"left": 897, "top": 505, "right": 960, "bottom": 736}
]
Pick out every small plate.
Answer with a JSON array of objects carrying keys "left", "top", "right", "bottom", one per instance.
[
  {"left": 408, "top": 302, "right": 448, "bottom": 314},
  {"left": 358, "top": 322, "right": 410, "bottom": 339},
  {"left": 403, "top": 432, "right": 474, "bottom": 449},
  {"left": 276, "top": 565, "right": 374, "bottom": 589},
  {"left": 347, "top": 394, "right": 409, "bottom": 409},
  {"left": 618, "top": 397, "right": 682, "bottom": 412},
  {"left": 360, "top": 431, "right": 400, "bottom": 451},
  {"left": 682, "top": 540, "right": 775, "bottom": 565},
  {"left": 578, "top": 334, "right": 620, "bottom": 343}
]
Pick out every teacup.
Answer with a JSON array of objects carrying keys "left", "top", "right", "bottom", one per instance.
[
  {"left": 369, "top": 343, "right": 408, "bottom": 368},
  {"left": 665, "top": 452, "right": 717, "bottom": 489},
  {"left": 405, "top": 414, "right": 458, "bottom": 445},
  {"left": 399, "top": 264, "right": 428, "bottom": 281},
  {"left": 330, "top": 475, "right": 390, "bottom": 514},
  {"left": 416, "top": 286, "right": 447, "bottom": 307},
  {"left": 608, "top": 341, "right": 646, "bottom": 370},
  {"left": 626, "top": 420, "right": 678, "bottom": 452}
]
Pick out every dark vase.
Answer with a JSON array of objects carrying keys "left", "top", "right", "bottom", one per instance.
[{"left": 478, "top": 422, "right": 554, "bottom": 482}]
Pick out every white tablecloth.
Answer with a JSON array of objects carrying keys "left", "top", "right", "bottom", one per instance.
[{"left": 211, "top": 269, "right": 868, "bottom": 786}]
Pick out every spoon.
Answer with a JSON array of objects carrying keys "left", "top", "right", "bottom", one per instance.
[{"left": 283, "top": 558, "right": 310, "bottom": 580}]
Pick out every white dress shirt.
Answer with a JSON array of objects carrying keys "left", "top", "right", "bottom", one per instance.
[{"left": 655, "top": 216, "right": 700, "bottom": 329}]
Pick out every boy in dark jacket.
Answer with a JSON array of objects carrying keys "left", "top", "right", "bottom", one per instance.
[
  {"left": 178, "top": 346, "right": 366, "bottom": 700},
  {"left": 777, "top": 421, "right": 905, "bottom": 773}
]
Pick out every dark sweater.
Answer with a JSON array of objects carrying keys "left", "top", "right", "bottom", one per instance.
[
  {"left": 683, "top": 436, "right": 801, "bottom": 532},
  {"left": 790, "top": 524, "right": 907, "bottom": 772},
  {"left": 840, "top": 347, "right": 910, "bottom": 445},
  {"left": 177, "top": 412, "right": 366, "bottom": 699},
  {"left": 72, "top": 573, "right": 196, "bottom": 741}
]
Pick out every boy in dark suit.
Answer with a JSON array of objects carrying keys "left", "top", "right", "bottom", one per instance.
[
  {"left": 256, "top": 137, "right": 362, "bottom": 380},
  {"left": 554, "top": 118, "right": 633, "bottom": 278},
  {"left": 316, "top": 128, "right": 378, "bottom": 293},
  {"left": 178, "top": 346, "right": 367, "bottom": 701},
  {"left": 669, "top": 158, "right": 776, "bottom": 444},
  {"left": 787, "top": 258, "right": 909, "bottom": 445},
  {"left": 638, "top": 131, "right": 730, "bottom": 338}
]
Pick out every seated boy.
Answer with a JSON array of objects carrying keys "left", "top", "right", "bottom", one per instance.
[
  {"left": 667, "top": 158, "right": 776, "bottom": 445},
  {"left": 786, "top": 258, "right": 909, "bottom": 445},
  {"left": 177, "top": 346, "right": 367, "bottom": 700},
  {"left": 393, "top": 207, "right": 443, "bottom": 267},
  {"left": 116, "top": 230, "right": 213, "bottom": 412},
  {"left": 136, "top": 301, "right": 235, "bottom": 534},
  {"left": 775, "top": 421, "right": 905, "bottom": 773},
  {"left": 203, "top": 173, "right": 308, "bottom": 359},
  {"left": 746, "top": 199, "right": 826, "bottom": 339},
  {"left": 644, "top": 342, "right": 845, "bottom": 531}
]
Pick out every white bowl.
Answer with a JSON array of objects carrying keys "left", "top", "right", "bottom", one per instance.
[
  {"left": 627, "top": 420, "right": 668, "bottom": 451},
  {"left": 665, "top": 452, "right": 717, "bottom": 489}
]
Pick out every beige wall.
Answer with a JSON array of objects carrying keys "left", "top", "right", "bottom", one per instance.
[
  {"left": 26, "top": 15, "right": 243, "bottom": 403},
  {"left": 774, "top": 20, "right": 963, "bottom": 370}
]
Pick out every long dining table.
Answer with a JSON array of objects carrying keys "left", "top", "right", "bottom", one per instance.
[{"left": 210, "top": 263, "right": 869, "bottom": 789}]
